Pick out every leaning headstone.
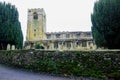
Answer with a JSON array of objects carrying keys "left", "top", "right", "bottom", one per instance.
[
  {"left": 7, "top": 44, "right": 11, "bottom": 50},
  {"left": 11, "top": 45, "right": 15, "bottom": 50}
]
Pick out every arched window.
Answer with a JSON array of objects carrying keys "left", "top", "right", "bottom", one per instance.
[{"left": 33, "top": 12, "right": 38, "bottom": 19}]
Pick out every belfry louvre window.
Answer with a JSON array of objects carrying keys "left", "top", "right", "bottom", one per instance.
[
  {"left": 33, "top": 12, "right": 38, "bottom": 19},
  {"left": 34, "top": 29, "right": 36, "bottom": 32}
]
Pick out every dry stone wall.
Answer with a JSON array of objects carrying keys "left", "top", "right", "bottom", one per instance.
[{"left": 0, "top": 50, "right": 119, "bottom": 79}]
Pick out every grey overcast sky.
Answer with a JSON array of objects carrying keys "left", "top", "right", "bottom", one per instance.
[{"left": 2, "top": 0, "right": 97, "bottom": 40}]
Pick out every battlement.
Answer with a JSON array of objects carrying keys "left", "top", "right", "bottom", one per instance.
[{"left": 28, "top": 8, "right": 46, "bottom": 16}]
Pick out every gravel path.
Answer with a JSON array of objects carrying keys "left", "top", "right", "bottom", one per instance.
[{"left": 0, "top": 65, "right": 73, "bottom": 80}]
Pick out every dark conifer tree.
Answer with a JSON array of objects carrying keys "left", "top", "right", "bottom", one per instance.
[
  {"left": 91, "top": 0, "right": 120, "bottom": 49},
  {"left": 0, "top": 2, "right": 23, "bottom": 50}
]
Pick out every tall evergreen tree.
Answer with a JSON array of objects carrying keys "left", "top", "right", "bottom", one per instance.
[
  {"left": 91, "top": 0, "right": 120, "bottom": 49},
  {"left": 0, "top": 2, "right": 23, "bottom": 50}
]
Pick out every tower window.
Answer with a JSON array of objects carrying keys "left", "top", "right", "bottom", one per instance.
[
  {"left": 33, "top": 12, "right": 38, "bottom": 19},
  {"left": 34, "top": 29, "right": 36, "bottom": 32}
]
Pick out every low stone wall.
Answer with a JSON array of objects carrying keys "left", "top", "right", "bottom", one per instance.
[{"left": 0, "top": 49, "right": 119, "bottom": 79}]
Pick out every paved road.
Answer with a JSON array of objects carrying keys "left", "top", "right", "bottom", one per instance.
[{"left": 0, "top": 65, "right": 73, "bottom": 80}]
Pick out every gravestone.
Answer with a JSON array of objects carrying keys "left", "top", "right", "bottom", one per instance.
[
  {"left": 11, "top": 45, "right": 15, "bottom": 50},
  {"left": 7, "top": 44, "right": 10, "bottom": 50}
]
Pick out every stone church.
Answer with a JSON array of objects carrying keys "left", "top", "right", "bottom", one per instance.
[{"left": 25, "top": 8, "right": 96, "bottom": 50}]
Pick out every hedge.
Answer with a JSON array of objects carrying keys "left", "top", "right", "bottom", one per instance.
[{"left": 0, "top": 49, "right": 120, "bottom": 79}]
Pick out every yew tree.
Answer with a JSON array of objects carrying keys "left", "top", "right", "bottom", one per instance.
[
  {"left": 0, "top": 2, "right": 23, "bottom": 50},
  {"left": 91, "top": 0, "right": 120, "bottom": 49}
]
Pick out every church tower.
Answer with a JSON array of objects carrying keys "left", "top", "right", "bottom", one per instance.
[{"left": 26, "top": 8, "right": 46, "bottom": 41}]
